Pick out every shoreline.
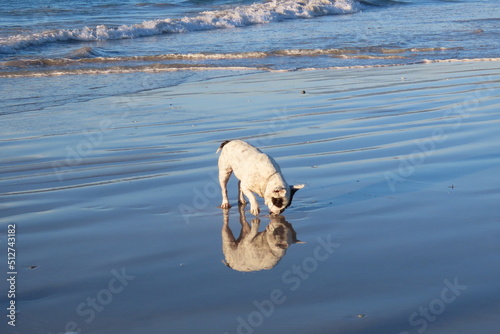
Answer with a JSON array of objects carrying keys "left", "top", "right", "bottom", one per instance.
[{"left": 2, "top": 57, "right": 500, "bottom": 79}]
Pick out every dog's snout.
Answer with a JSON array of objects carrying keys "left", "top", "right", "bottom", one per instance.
[{"left": 269, "top": 208, "right": 285, "bottom": 215}]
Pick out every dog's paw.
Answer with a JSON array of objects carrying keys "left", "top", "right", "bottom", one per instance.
[
  {"left": 220, "top": 202, "right": 231, "bottom": 209},
  {"left": 250, "top": 206, "right": 260, "bottom": 216}
]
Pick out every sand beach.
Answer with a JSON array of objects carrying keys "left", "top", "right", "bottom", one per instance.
[{"left": 1, "top": 59, "right": 499, "bottom": 333}]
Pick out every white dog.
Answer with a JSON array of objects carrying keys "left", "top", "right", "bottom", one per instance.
[{"left": 216, "top": 140, "right": 304, "bottom": 215}]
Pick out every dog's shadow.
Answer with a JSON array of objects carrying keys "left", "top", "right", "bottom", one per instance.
[{"left": 221, "top": 204, "right": 303, "bottom": 272}]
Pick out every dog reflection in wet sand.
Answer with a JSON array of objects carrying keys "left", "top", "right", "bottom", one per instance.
[{"left": 222, "top": 204, "right": 303, "bottom": 272}]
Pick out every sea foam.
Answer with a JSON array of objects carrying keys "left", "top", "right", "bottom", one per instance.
[{"left": 0, "top": 0, "right": 360, "bottom": 53}]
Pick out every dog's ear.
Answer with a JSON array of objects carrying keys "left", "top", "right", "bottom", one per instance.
[{"left": 291, "top": 184, "right": 305, "bottom": 195}]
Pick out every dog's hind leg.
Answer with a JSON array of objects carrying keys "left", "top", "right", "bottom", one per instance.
[
  {"left": 219, "top": 166, "right": 232, "bottom": 209},
  {"left": 238, "top": 181, "right": 248, "bottom": 205}
]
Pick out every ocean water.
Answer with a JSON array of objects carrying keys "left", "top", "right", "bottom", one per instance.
[{"left": 1, "top": 0, "right": 499, "bottom": 114}]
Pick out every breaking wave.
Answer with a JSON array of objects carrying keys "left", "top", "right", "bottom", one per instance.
[{"left": 0, "top": 0, "right": 360, "bottom": 53}]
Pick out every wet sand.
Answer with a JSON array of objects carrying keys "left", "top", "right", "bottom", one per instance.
[{"left": 1, "top": 60, "right": 500, "bottom": 334}]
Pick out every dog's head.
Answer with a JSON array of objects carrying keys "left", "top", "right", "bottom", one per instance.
[{"left": 267, "top": 184, "right": 304, "bottom": 215}]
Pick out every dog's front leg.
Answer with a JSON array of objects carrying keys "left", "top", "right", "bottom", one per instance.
[{"left": 241, "top": 187, "right": 260, "bottom": 216}]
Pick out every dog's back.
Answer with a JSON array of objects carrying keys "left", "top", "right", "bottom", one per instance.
[{"left": 217, "top": 140, "right": 281, "bottom": 178}]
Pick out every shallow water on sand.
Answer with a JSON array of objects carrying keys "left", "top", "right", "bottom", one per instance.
[{"left": 1, "top": 61, "right": 500, "bottom": 333}]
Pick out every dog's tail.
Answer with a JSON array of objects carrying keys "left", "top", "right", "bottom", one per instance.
[{"left": 216, "top": 140, "right": 231, "bottom": 154}]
